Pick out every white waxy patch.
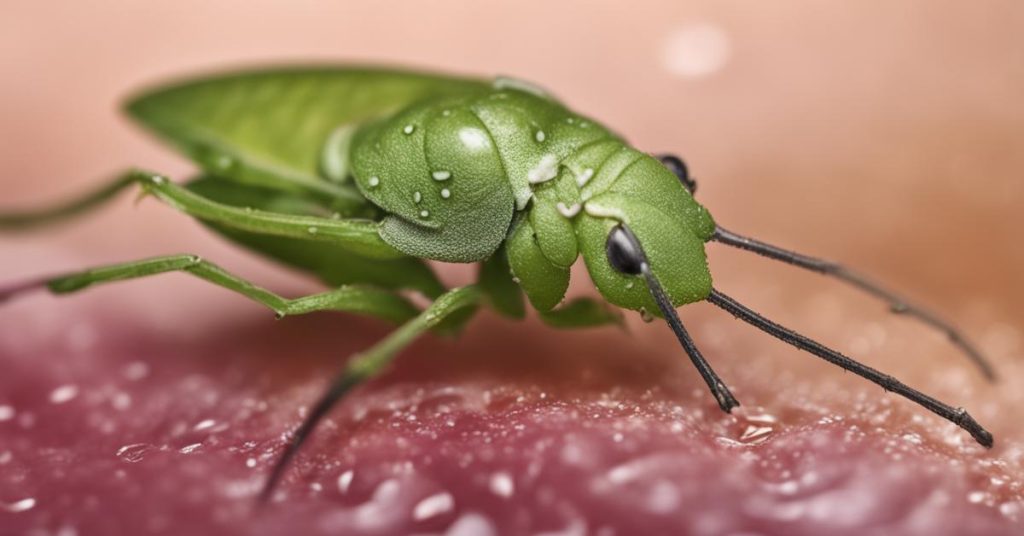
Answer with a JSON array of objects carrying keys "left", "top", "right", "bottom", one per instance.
[
  {"left": 413, "top": 191, "right": 422, "bottom": 203},
  {"left": 420, "top": 210, "right": 430, "bottom": 218},
  {"left": 368, "top": 176, "right": 380, "bottom": 188},
  {"left": 459, "top": 128, "right": 489, "bottom": 150},
  {"left": 576, "top": 168, "right": 595, "bottom": 187},
  {"left": 432, "top": 171, "right": 451, "bottom": 181},
  {"left": 49, "top": 385, "right": 78, "bottom": 404},
  {"left": 413, "top": 492, "right": 454, "bottom": 521},
  {"left": 527, "top": 154, "right": 560, "bottom": 185},
  {"left": 403, "top": 124, "right": 415, "bottom": 135},
  {"left": 441, "top": 188, "right": 451, "bottom": 199},
  {"left": 583, "top": 201, "right": 626, "bottom": 220},
  {"left": 535, "top": 130, "right": 546, "bottom": 142},
  {"left": 556, "top": 202, "right": 582, "bottom": 219}
]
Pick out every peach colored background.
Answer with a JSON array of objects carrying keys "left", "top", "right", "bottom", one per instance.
[{"left": 0, "top": 0, "right": 1021, "bottom": 420}]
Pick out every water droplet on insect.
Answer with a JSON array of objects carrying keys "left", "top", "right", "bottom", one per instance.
[
  {"left": 368, "top": 176, "right": 380, "bottom": 188},
  {"left": 489, "top": 471, "right": 515, "bottom": 498},
  {"left": 535, "top": 130, "right": 546, "bottom": 142},
  {"left": 0, "top": 405, "right": 14, "bottom": 422},
  {"left": 150, "top": 175, "right": 165, "bottom": 184},
  {"left": 116, "top": 443, "right": 152, "bottom": 463},
  {"left": 403, "top": 124, "right": 415, "bottom": 135},
  {"left": 2, "top": 498, "right": 36, "bottom": 513},
  {"left": 441, "top": 188, "right": 451, "bottom": 199},
  {"left": 432, "top": 171, "right": 451, "bottom": 181},
  {"left": 49, "top": 384, "right": 78, "bottom": 404},
  {"left": 420, "top": 210, "right": 430, "bottom": 218},
  {"left": 308, "top": 226, "right": 319, "bottom": 235},
  {"left": 639, "top": 308, "right": 654, "bottom": 323},
  {"left": 412, "top": 491, "right": 454, "bottom": 521},
  {"left": 413, "top": 191, "right": 422, "bottom": 203}
]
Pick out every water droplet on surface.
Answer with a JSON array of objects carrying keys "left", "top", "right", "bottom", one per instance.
[
  {"left": 338, "top": 469, "right": 354, "bottom": 493},
  {"left": 368, "top": 176, "right": 380, "bottom": 188},
  {"left": 639, "top": 309, "right": 654, "bottom": 323},
  {"left": 420, "top": 210, "right": 430, "bottom": 218},
  {"left": 535, "top": 130, "right": 546, "bottom": 142},
  {"left": 403, "top": 124, "right": 415, "bottom": 135},
  {"left": 413, "top": 492, "right": 454, "bottom": 521},
  {"left": 441, "top": 188, "right": 451, "bottom": 199},
  {"left": 116, "top": 443, "right": 152, "bottom": 463},
  {"left": 489, "top": 471, "right": 515, "bottom": 498},
  {"left": 2, "top": 498, "right": 35, "bottom": 513},
  {"left": 414, "top": 191, "right": 422, "bottom": 203},
  {"left": 49, "top": 384, "right": 79, "bottom": 404},
  {"left": 432, "top": 171, "right": 452, "bottom": 181}
]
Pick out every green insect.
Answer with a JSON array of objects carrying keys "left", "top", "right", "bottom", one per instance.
[{"left": 0, "top": 66, "right": 996, "bottom": 500}]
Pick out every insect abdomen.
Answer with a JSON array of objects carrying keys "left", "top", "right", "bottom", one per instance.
[{"left": 349, "top": 85, "right": 616, "bottom": 263}]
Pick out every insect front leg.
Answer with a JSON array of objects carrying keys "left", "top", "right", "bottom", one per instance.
[
  {"left": 0, "top": 254, "right": 419, "bottom": 325},
  {"left": 260, "top": 285, "right": 481, "bottom": 501},
  {"left": 0, "top": 173, "right": 138, "bottom": 230}
]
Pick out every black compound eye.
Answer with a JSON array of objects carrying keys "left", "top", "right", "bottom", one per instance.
[
  {"left": 606, "top": 225, "right": 645, "bottom": 275},
  {"left": 657, "top": 154, "right": 696, "bottom": 194}
]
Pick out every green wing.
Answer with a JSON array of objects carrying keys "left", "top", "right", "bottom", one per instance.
[{"left": 125, "top": 66, "right": 489, "bottom": 203}]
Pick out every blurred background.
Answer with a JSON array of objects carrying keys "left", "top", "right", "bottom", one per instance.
[{"left": 2, "top": 1, "right": 1023, "bottom": 534}]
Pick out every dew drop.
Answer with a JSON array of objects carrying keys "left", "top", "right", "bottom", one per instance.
[
  {"left": 337, "top": 470, "right": 354, "bottom": 493},
  {"left": 414, "top": 191, "right": 422, "bottom": 203},
  {"left": 403, "top": 124, "right": 415, "bottom": 135},
  {"left": 639, "top": 308, "right": 654, "bottom": 323},
  {"left": 368, "top": 176, "right": 380, "bottom": 188},
  {"left": 420, "top": 210, "right": 430, "bottom": 218},
  {"left": 535, "top": 130, "right": 546, "bottom": 142},
  {"left": 116, "top": 443, "right": 152, "bottom": 463},
  {"left": 2, "top": 498, "right": 35, "bottom": 513},
  {"left": 441, "top": 188, "right": 451, "bottom": 199},
  {"left": 432, "top": 171, "right": 452, "bottom": 181},
  {"left": 49, "top": 385, "right": 79, "bottom": 404},
  {"left": 413, "top": 492, "right": 454, "bottom": 521},
  {"left": 489, "top": 471, "right": 515, "bottom": 498}
]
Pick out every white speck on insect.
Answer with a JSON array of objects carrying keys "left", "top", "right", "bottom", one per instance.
[
  {"left": 527, "top": 154, "right": 559, "bottom": 184},
  {"left": 413, "top": 492, "right": 454, "bottom": 521},
  {"left": 556, "top": 202, "right": 582, "bottom": 218},
  {"left": 403, "top": 124, "right": 415, "bottom": 134},
  {"left": 583, "top": 201, "right": 626, "bottom": 220},
  {"left": 576, "top": 168, "right": 595, "bottom": 187},
  {"left": 432, "top": 171, "right": 451, "bottom": 181},
  {"left": 489, "top": 472, "right": 515, "bottom": 498},
  {"left": 337, "top": 470, "right": 354, "bottom": 493},
  {"left": 420, "top": 210, "right": 430, "bottom": 218},
  {"left": 49, "top": 385, "right": 78, "bottom": 404},
  {"left": 535, "top": 130, "right": 546, "bottom": 142},
  {"left": 2, "top": 497, "right": 36, "bottom": 513},
  {"left": 414, "top": 191, "right": 422, "bottom": 203},
  {"left": 307, "top": 226, "right": 318, "bottom": 235},
  {"left": 441, "top": 188, "right": 451, "bottom": 199},
  {"left": 459, "top": 127, "right": 488, "bottom": 150},
  {"left": 368, "top": 176, "right": 380, "bottom": 187}
]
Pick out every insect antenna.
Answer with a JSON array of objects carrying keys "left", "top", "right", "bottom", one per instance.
[
  {"left": 711, "top": 226, "right": 995, "bottom": 381},
  {"left": 258, "top": 371, "right": 364, "bottom": 503},
  {"left": 706, "top": 288, "right": 994, "bottom": 448},
  {"left": 607, "top": 224, "right": 738, "bottom": 412}
]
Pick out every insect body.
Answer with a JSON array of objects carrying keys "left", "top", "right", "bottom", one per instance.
[{"left": 0, "top": 66, "right": 996, "bottom": 501}]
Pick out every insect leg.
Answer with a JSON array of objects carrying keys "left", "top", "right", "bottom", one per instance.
[
  {"left": 707, "top": 288, "right": 993, "bottom": 448},
  {"left": 0, "top": 173, "right": 136, "bottom": 230},
  {"left": 0, "top": 254, "right": 419, "bottom": 324},
  {"left": 711, "top": 226, "right": 995, "bottom": 381},
  {"left": 259, "top": 285, "right": 481, "bottom": 502}
]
